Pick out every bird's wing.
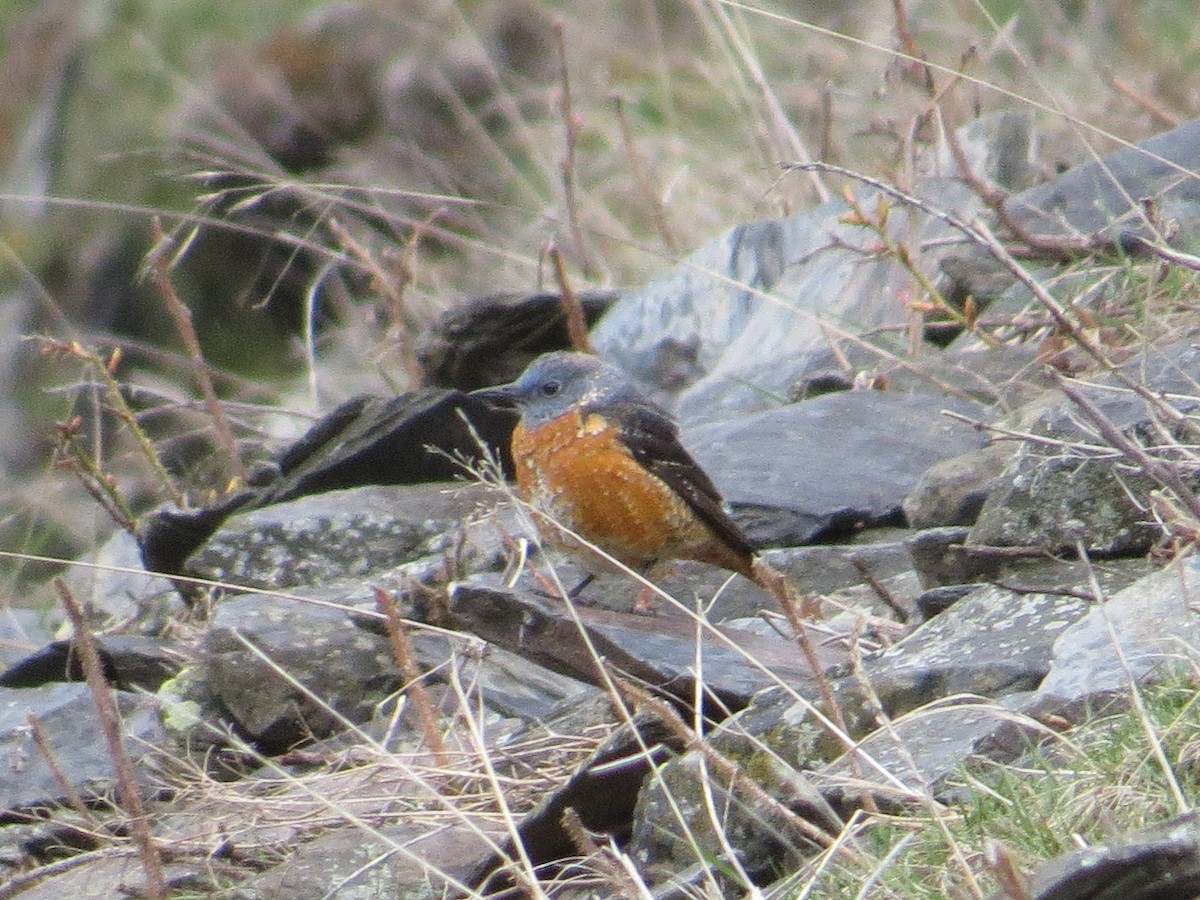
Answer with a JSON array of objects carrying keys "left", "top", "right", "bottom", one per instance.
[{"left": 600, "top": 400, "right": 758, "bottom": 558}]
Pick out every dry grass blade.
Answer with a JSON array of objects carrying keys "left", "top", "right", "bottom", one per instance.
[
  {"left": 54, "top": 578, "right": 167, "bottom": 900},
  {"left": 145, "top": 217, "right": 245, "bottom": 482},
  {"left": 373, "top": 584, "right": 449, "bottom": 768},
  {"left": 549, "top": 244, "right": 594, "bottom": 354}
]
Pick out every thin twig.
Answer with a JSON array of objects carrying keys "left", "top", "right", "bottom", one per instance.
[
  {"left": 146, "top": 217, "right": 245, "bottom": 481},
  {"left": 549, "top": 245, "right": 595, "bottom": 353},
  {"left": 55, "top": 578, "right": 167, "bottom": 900},
  {"left": 612, "top": 93, "right": 680, "bottom": 257},
  {"left": 553, "top": 20, "right": 597, "bottom": 278},
  {"left": 373, "top": 586, "right": 449, "bottom": 768},
  {"left": 27, "top": 712, "right": 104, "bottom": 831},
  {"left": 1053, "top": 373, "right": 1200, "bottom": 524},
  {"left": 39, "top": 337, "right": 185, "bottom": 511}
]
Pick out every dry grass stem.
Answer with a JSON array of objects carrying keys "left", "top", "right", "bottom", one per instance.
[
  {"left": 55, "top": 577, "right": 167, "bottom": 900},
  {"left": 1054, "top": 372, "right": 1200, "bottom": 525},
  {"left": 549, "top": 244, "right": 595, "bottom": 353},
  {"left": 612, "top": 93, "right": 679, "bottom": 257},
  {"left": 374, "top": 586, "right": 449, "bottom": 769},
  {"left": 146, "top": 217, "right": 245, "bottom": 482},
  {"left": 617, "top": 677, "right": 846, "bottom": 858},
  {"left": 26, "top": 712, "right": 103, "bottom": 832},
  {"left": 553, "top": 20, "right": 597, "bottom": 278}
]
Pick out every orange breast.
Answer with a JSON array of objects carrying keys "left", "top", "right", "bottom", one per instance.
[{"left": 511, "top": 410, "right": 713, "bottom": 570}]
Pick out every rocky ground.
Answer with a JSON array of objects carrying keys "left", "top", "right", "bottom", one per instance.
[{"left": 3, "top": 113, "right": 1200, "bottom": 898}]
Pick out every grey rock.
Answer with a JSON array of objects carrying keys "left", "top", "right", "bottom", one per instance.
[
  {"left": 417, "top": 289, "right": 620, "bottom": 390},
  {"left": 1031, "top": 554, "right": 1200, "bottom": 717},
  {"left": 591, "top": 112, "right": 1035, "bottom": 422},
  {"left": 236, "top": 821, "right": 499, "bottom": 900},
  {"left": 11, "top": 855, "right": 217, "bottom": 899},
  {"left": 684, "top": 390, "right": 988, "bottom": 546},
  {"left": 199, "top": 576, "right": 593, "bottom": 750},
  {"left": 1006, "top": 117, "right": 1200, "bottom": 243},
  {"left": 187, "top": 482, "right": 498, "bottom": 592},
  {"left": 1026, "top": 811, "right": 1200, "bottom": 900},
  {"left": 204, "top": 593, "right": 400, "bottom": 747},
  {"left": 448, "top": 579, "right": 835, "bottom": 709},
  {"left": 0, "top": 633, "right": 184, "bottom": 692},
  {"left": 902, "top": 442, "right": 1013, "bottom": 529},
  {"left": 64, "top": 528, "right": 182, "bottom": 628},
  {"left": 466, "top": 710, "right": 680, "bottom": 896},
  {"left": 512, "top": 538, "right": 921, "bottom": 624},
  {"left": 817, "top": 698, "right": 1035, "bottom": 808},
  {"left": 850, "top": 583, "right": 1092, "bottom": 723},
  {"left": 969, "top": 349, "right": 1200, "bottom": 554},
  {"left": 0, "top": 683, "right": 164, "bottom": 810}
]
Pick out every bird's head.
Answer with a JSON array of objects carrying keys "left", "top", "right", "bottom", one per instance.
[{"left": 471, "top": 351, "right": 642, "bottom": 428}]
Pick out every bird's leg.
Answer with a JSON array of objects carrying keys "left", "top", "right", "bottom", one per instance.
[{"left": 566, "top": 572, "right": 595, "bottom": 599}]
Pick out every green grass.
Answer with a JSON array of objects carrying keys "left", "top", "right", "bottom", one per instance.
[{"left": 799, "top": 673, "right": 1200, "bottom": 897}]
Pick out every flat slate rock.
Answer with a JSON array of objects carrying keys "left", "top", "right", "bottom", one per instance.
[
  {"left": 1005, "top": 116, "right": 1200, "bottom": 242},
  {"left": 864, "top": 582, "right": 1089, "bottom": 696},
  {"left": 186, "top": 482, "right": 497, "bottom": 592},
  {"left": 1027, "top": 811, "right": 1200, "bottom": 900},
  {"left": 204, "top": 593, "right": 401, "bottom": 749},
  {"left": 589, "top": 112, "right": 1034, "bottom": 414},
  {"left": 0, "top": 634, "right": 183, "bottom": 692},
  {"left": 1031, "top": 554, "right": 1200, "bottom": 718},
  {"left": 139, "top": 389, "right": 516, "bottom": 576},
  {"left": 417, "top": 288, "right": 620, "bottom": 390},
  {"left": 448, "top": 579, "right": 834, "bottom": 710},
  {"left": 0, "top": 682, "right": 165, "bottom": 811},
  {"left": 684, "top": 390, "right": 989, "bottom": 546}
]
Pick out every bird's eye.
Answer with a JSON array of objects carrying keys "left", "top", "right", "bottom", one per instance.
[{"left": 540, "top": 380, "right": 561, "bottom": 397}]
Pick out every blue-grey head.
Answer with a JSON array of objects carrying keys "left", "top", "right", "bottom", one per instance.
[{"left": 471, "top": 351, "right": 645, "bottom": 429}]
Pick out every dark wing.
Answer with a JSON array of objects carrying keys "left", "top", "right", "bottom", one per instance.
[{"left": 597, "top": 400, "right": 758, "bottom": 558}]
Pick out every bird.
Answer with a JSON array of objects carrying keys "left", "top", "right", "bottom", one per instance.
[{"left": 470, "top": 351, "right": 764, "bottom": 599}]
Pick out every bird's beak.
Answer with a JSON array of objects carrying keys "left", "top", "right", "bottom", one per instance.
[{"left": 469, "top": 384, "right": 519, "bottom": 410}]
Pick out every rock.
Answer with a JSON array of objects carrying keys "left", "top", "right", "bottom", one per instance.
[
  {"left": 1006, "top": 117, "right": 1200, "bottom": 244},
  {"left": 0, "top": 683, "right": 164, "bottom": 811},
  {"left": 0, "top": 634, "right": 184, "bottom": 692},
  {"left": 448, "top": 579, "right": 835, "bottom": 710},
  {"left": 816, "top": 699, "right": 1034, "bottom": 810},
  {"left": 684, "top": 390, "right": 989, "bottom": 546},
  {"left": 236, "top": 821, "right": 501, "bottom": 900},
  {"left": 198, "top": 578, "right": 595, "bottom": 751},
  {"left": 417, "top": 289, "right": 620, "bottom": 390},
  {"left": 139, "top": 391, "right": 517, "bottom": 578},
  {"left": 11, "top": 854, "right": 217, "bottom": 900},
  {"left": 186, "top": 482, "right": 500, "bottom": 592},
  {"left": 905, "top": 526, "right": 988, "bottom": 587},
  {"left": 902, "top": 442, "right": 1013, "bottom": 529},
  {"left": 203, "top": 593, "right": 400, "bottom": 749},
  {"left": 64, "top": 529, "right": 183, "bottom": 628},
  {"left": 1029, "top": 553, "right": 1200, "bottom": 720},
  {"left": 969, "top": 346, "right": 1200, "bottom": 554},
  {"left": 465, "top": 710, "right": 680, "bottom": 896},
  {"left": 590, "top": 111, "right": 1034, "bottom": 414},
  {"left": 1026, "top": 811, "right": 1200, "bottom": 900},
  {"left": 848, "top": 582, "right": 1091, "bottom": 725}
]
